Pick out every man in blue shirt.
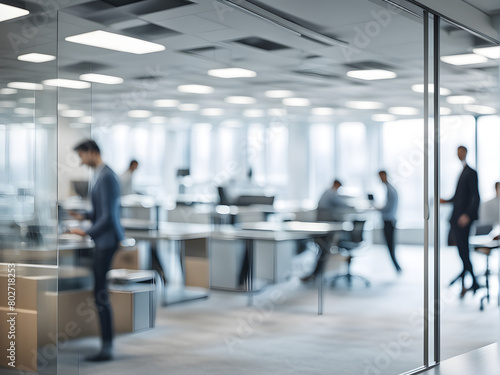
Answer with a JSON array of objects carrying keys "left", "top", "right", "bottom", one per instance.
[
  {"left": 378, "top": 170, "right": 402, "bottom": 272},
  {"left": 70, "top": 140, "right": 125, "bottom": 361}
]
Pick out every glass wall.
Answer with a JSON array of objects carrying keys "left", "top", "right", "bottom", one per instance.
[
  {"left": 439, "top": 19, "right": 500, "bottom": 361},
  {"left": 2, "top": 0, "right": 498, "bottom": 374},
  {"left": 0, "top": 2, "right": 59, "bottom": 374}
]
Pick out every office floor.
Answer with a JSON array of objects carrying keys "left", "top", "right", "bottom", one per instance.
[{"left": 58, "top": 244, "right": 499, "bottom": 375}]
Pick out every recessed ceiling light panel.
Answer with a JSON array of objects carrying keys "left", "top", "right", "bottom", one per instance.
[
  {"left": 473, "top": 46, "right": 500, "bottom": 59},
  {"left": 154, "top": 99, "right": 180, "bottom": 107},
  {"left": 201, "top": 108, "right": 224, "bottom": 116},
  {"left": 243, "top": 109, "right": 265, "bottom": 117},
  {"left": 18, "top": 53, "right": 56, "bottom": 63},
  {"left": 411, "top": 84, "right": 450, "bottom": 96},
  {"left": 0, "top": 88, "right": 17, "bottom": 95},
  {"left": 371, "top": 114, "right": 396, "bottom": 122},
  {"left": 282, "top": 98, "right": 310, "bottom": 106},
  {"left": 464, "top": 104, "right": 497, "bottom": 115},
  {"left": 43, "top": 79, "right": 91, "bottom": 89},
  {"left": 8, "top": 82, "right": 43, "bottom": 91},
  {"left": 440, "top": 53, "right": 487, "bottom": 65},
  {"left": 225, "top": 96, "right": 256, "bottom": 104},
  {"left": 347, "top": 69, "right": 396, "bottom": 80},
  {"left": 178, "top": 84, "right": 214, "bottom": 94},
  {"left": 311, "top": 107, "right": 335, "bottom": 115},
  {"left": 128, "top": 110, "right": 152, "bottom": 118},
  {"left": 388, "top": 107, "right": 419, "bottom": 115},
  {"left": 65, "top": 30, "right": 166, "bottom": 55},
  {"left": 178, "top": 103, "right": 199, "bottom": 111},
  {"left": 446, "top": 95, "right": 475, "bottom": 104},
  {"left": 0, "top": 4, "right": 29, "bottom": 23},
  {"left": 208, "top": 68, "right": 256, "bottom": 78},
  {"left": 80, "top": 73, "right": 123, "bottom": 85},
  {"left": 265, "top": 90, "right": 294, "bottom": 98},
  {"left": 345, "top": 101, "right": 384, "bottom": 109}
]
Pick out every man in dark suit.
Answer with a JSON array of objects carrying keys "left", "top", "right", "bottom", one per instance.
[
  {"left": 70, "top": 140, "right": 125, "bottom": 361},
  {"left": 440, "top": 145, "right": 480, "bottom": 297}
]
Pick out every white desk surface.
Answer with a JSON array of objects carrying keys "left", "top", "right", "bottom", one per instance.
[{"left": 124, "top": 220, "right": 213, "bottom": 240}]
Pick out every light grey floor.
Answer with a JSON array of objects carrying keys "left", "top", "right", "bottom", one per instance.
[{"left": 58, "top": 244, "right": 499, "bottom": 375}]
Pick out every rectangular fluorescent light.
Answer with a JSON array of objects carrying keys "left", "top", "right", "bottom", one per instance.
[
  {"left": 225, "top": 96, "right": 256, "bottom": 104},
  {"left": 411, "top": 84, "right": 450, "bottom": 96},
  {"left": 372, "top": 114, "right": 396, "bottom": 122},
  {"left": 388, "top": 106, "right": 419, "bottom": 115},
  {"left": 0, "top": 88, "right": 17, "bottom": 95},
  {"left": 0, "top": 4, "right": 29, "bottom": 22},
  {"left": 61, "top": 109, "right": 86, "bottom": 117},
  {"left": 243, "top": 109, "right": 265, "bottom": 117},
  {"left": 201, "top": 108, "right": 224, "bottom": 116},
  {"left": 8, "top": 82, "right": 43, "bottom": 91},
  {"left": 154, "top": 99, "right": 180, "bottom": 108},
  {"left": 465, "top": 105, "right": 496, "bottom": 115},
  {"left": 345, "top": 101, "right": 384, "bottom": 109},
  {"left": 208, "top": 68, "right": 256, "bottom": 78},
  {"left": 178, "top": 103, "right": 199, "bottom": 111},
  {"left": 446, "top": 95, "right": 475, "bottom": 104},
  {"left": 0, "top": 101, "right": 16, "bottom": 108},
  {"left": 65, "top": 30, "right": 165, "bottom": 55},
  {"left": 18, "top": 53, "right": 56, "bottom": 63},
  {"left": 441, "top": 53, "right": 487, "bottom": 65},
  {"left": 43, "top": 79, "right": 91, "bottom": 89},
  {"left": 473, "top": 46, "right": 500, "bottom": 59},
  {"left": 265, "top": 90, "right": 294, "bottom": 98},
  {"left": 282, "top": 97, "right": 310, "bottom": 106},
  {"left": 347, "top": 69, "right": 396, "bottom": 80},
  {"left": 178, "top": 85, "right": 213, "bottom": 94},
  {"left": 80, "top": 73, "right": 123, "bottom": 85},
  {"left": 128, "top": 110, "right": 152, "bottom": 118}
]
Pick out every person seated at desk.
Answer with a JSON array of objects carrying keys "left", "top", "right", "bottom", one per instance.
[
  {"left": 317, "top": 179, "right": 356, "bottom": 222},
  {"left": 479, "top": 182, "right": 500, "bottom": 226},
  {"left": 302, "top": 180, "right": 356, "bottom": 282},
  {"left": 119, "top": 159, "right": 138, "bottom": 196}
]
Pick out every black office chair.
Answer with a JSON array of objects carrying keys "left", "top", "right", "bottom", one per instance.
[
  {"left": 470, "top": 224, "right": 499, "bottom": 311},
  {"left": 325, "top": 220, "right": 370, "bottom": 288}
]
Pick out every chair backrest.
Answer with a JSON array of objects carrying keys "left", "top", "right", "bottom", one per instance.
[
  {"left": 217, "top": 186, "right": 231, "bottom": 205},
  {"left": 350, "top": 220, "right": 366, "bottom": 243}
]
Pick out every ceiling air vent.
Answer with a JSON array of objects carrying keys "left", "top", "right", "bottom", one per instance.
[{"left": 233, "top": 37, "right": 290, "bottom": 51}]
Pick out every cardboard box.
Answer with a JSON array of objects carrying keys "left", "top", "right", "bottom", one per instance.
[
  {"left": 185, "top": 257, "right": 209, "bottom": 288},
  {"left": 112, "top": 247, "right": 140, "bottom": 270}
]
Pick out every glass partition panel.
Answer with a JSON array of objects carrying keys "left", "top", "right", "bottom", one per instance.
[
  {"left": 439, "top": 19, "right": 500, "bottom": 361},
  {"left": 0, "top": 1, "right": 59, "bottom": 374},
  {"left": 53, "top": 1, "right": 428, "bottom": 374}
]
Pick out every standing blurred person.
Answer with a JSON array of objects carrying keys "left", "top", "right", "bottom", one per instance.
[
  {"left": 120, "top": 159, "right": 139, "bottom": 195},
  {"left": 440, "top": 146, "right": 480, "bottom": 297},
  {"left": 378, "top": 170, "right": 402, "bottom": 273},
  {"left": 70, "top": 140, "right": 124, "bottom": 361}
]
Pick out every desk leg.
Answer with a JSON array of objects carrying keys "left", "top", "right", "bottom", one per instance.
[
  {"left": 247, "top": 239, "right": 254, "bottom": 307},
  {"left": 318, "top": 266, "right": 323, "bottom": 315}
]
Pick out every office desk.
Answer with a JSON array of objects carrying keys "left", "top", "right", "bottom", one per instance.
[
  {"left": 212, "top": 221, "right": 345, "bottom": 314},
  {"left": 123, "top": 220, "right": 213, "bottom": 305}
]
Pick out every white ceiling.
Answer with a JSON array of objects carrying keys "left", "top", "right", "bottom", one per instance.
[{"left": 0, "top": 0, "right": 498, "bottom": 127}]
